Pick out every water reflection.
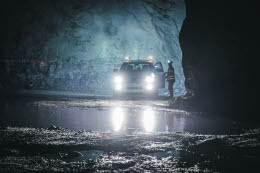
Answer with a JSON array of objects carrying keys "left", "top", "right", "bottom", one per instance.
[
  {"left": 166, "top": 114, "right": 185, "bottom": 132},
  {"left": 1, "top": 102, "right": 242, "bottom": 134},
  {"left": 166, "top": 114, "right": 174, "bottom": 132},
  {"left": 143, "top": 109, "right": 155, "bottom": 132},
  {"left": 111, "top": 107, "right": 124, "bottom": 132}
]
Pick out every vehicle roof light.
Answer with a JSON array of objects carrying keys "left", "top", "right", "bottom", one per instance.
[
  {"left": 148, "top": 56, "right": 152, "bottom": 61},
  {"left": 125, "top": 56, "right": 130, "bottom": 61}
]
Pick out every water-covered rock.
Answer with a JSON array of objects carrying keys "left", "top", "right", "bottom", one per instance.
[
  {"left": 64, "top": 151, "right": 83, "bottom": 159},
  {"left": 48, "top": 125, "right": 63, "bottom": 131},
  {"left": 169, "top": 94, "right": 194, "bottom": 110}
]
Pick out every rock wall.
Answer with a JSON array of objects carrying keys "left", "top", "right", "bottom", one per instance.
[
  {"left": 180, "top": 0, "right": 259, "bottom": 117},
  {"left": 0, "top": 0, "right": 186, "bottom": 95}
]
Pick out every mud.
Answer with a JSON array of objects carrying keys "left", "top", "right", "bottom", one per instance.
[{"left": 0, "top": 127, "right": 259, "bottom": 172}]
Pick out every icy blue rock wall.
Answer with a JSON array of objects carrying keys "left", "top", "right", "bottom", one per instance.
[{"left": 1, "top": 0, "right": 186, "bottom": 95}]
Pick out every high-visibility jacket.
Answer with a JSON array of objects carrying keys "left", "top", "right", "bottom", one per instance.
[{"left": 167, "top": 66, "right": 175, "bottom": 81}]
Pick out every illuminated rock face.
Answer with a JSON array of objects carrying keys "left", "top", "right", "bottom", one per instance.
[{"left": 1, "top": 0, "right": 186, "bottom": 95}]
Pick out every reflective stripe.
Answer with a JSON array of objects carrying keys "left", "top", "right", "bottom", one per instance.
[{"left": 167, "top": 69, "right": 175, "bottom": 80}]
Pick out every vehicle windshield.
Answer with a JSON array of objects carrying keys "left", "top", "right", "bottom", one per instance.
[{"left": 120, "top": 62, "right": 154, "bottom": 72}]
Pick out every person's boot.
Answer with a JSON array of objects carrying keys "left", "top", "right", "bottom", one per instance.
[
  {"left": 168, "top": 91, "right": 174, "bottom": 104},
  {"left": 170, "top": 90, "right": 173, "bottom": 98}
]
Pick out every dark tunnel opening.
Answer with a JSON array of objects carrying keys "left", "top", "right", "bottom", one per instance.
[{"left": 180, "top": 0, "right": 260, "bottom": 119}]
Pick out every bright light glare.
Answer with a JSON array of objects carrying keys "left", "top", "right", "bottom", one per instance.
[
  {"left": 143, "top": 109, "right": 155, "bottom": 132},
  {"left": 114, "top": 76, "right": 123, "bottom": 83},
  {"left": 115, "top": 84, "right": 122, "bottom": 91},
  {"left": 145, "top": 76, "right": 154, "bottom": 83},
  {"left": 112, "top": 107, "right": 124, "bottom": 132},
  {"left": 146, "top": 84, "right": 153, "bottom": 90}
]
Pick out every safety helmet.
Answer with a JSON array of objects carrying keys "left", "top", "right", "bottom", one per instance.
[{"left": 168, "top": 60, "right": 173, "bottom": 64}]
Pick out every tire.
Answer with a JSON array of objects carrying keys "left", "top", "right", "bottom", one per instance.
[
  {"left": 148, "top": 89, "right": 158, "bottom": 99},
  {"left": 153, "top": 89, "right": 159, "bottom": 99}
]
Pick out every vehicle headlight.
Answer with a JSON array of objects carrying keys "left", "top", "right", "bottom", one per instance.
[
  {"left": 146, "top": 84, "right": 153, "bottom": 90},
  {"left": 115, "top": 84, "right": 122, "bottom": 91},
  {"left": 114, "top": 76, "right": 123, "bottom": 83},
  {"left": 145, "top": 75, "right": 155, "bottom": 83}
]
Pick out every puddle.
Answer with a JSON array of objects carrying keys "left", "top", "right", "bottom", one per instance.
[
  {"left": 65, "top": 150, "right": 104, "bottom": 162},
  {"left": 0, "top": 101, "right": 257, "bottom": 134},
  {"left": 45, "top": 150, "right": 104, "bottom": 162}
]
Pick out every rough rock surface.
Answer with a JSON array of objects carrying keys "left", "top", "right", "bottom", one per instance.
[
  {"left": 0, "top": 0, "right": 186, "bottom": 95},
  {"left": 0, "top": 127, "right": 259, "bottom": 172},
  {"left": 179, "top": 0, "right": 260, "bottom": 115}
]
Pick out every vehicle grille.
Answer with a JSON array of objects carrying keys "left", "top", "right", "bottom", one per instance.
[{"left": 127, "top": 86, "right": 142, "bottom": 90}]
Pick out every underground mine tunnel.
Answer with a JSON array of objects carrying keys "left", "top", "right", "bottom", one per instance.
[
  {"left": 0, "top": 0, "right": 186, "bottom": 96},
  {"left": 0, "top": 0, "right": 260, "bottom": 172}
]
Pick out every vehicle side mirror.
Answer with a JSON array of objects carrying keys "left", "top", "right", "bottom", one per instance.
[{"left": 113, "top": 69, "right": 118, "bottom": 72}]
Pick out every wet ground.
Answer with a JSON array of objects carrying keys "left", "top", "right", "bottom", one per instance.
[{"left": 0, "top": 92, "right": 259, "bottom": 172}]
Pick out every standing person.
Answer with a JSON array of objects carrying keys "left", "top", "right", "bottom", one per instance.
[{"left": 166, "top": 60, "right": 175, "bottom": 98}]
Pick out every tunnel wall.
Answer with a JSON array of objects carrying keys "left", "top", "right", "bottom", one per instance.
[{"left": 0, "top": 0, "right": 186, "bottom": 95}]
